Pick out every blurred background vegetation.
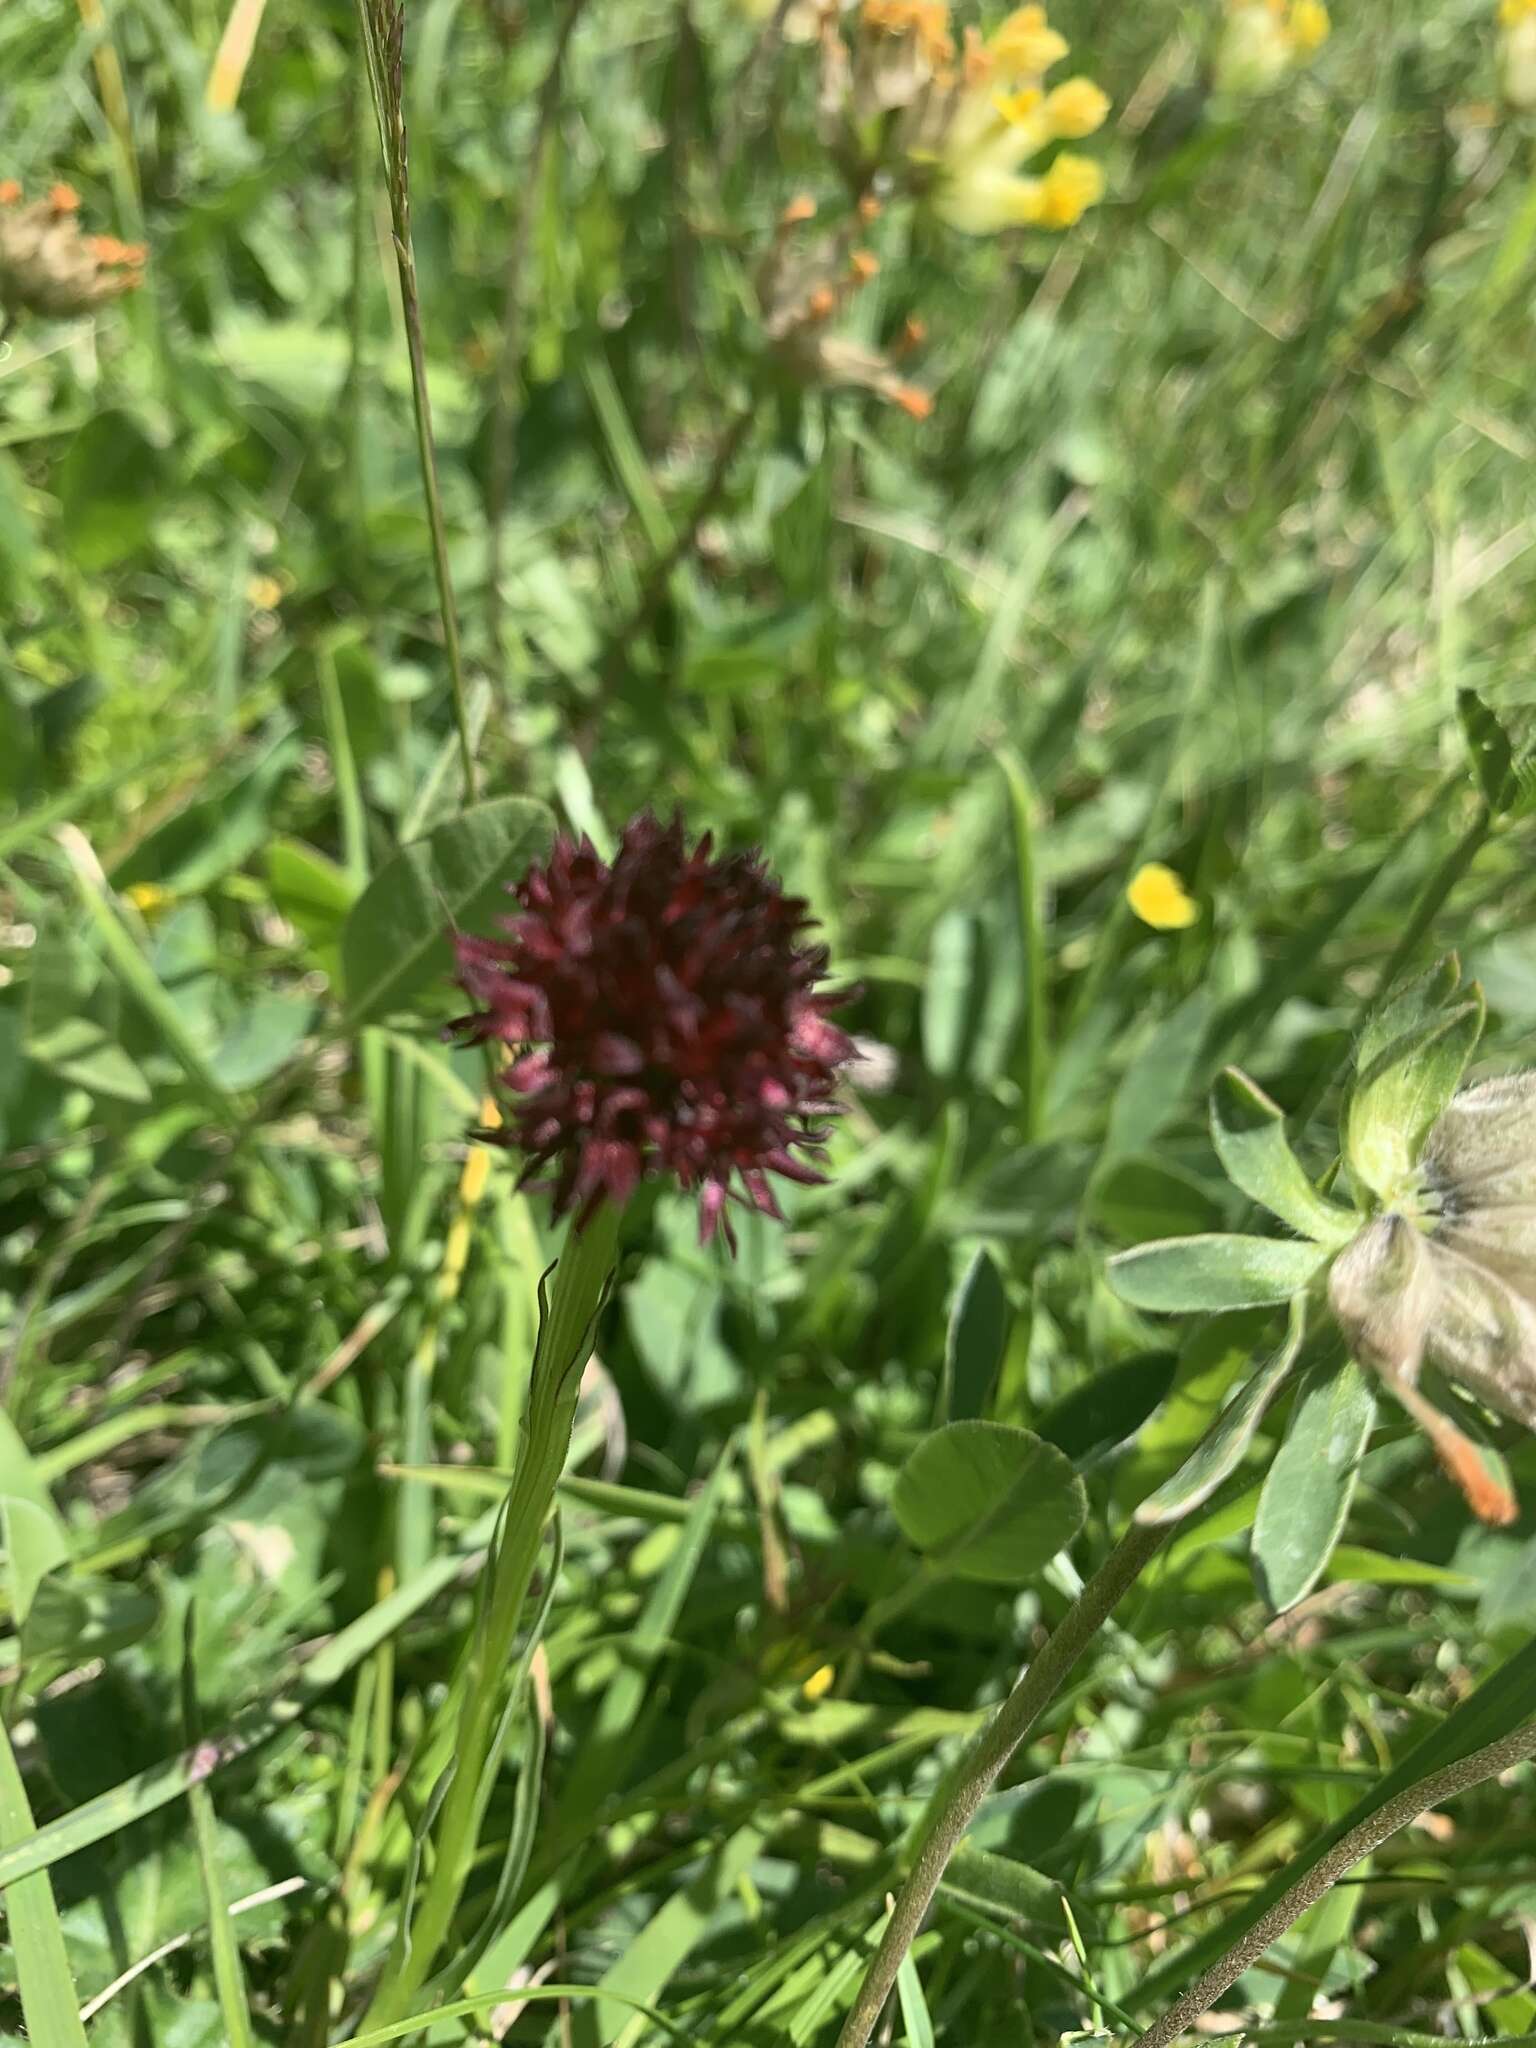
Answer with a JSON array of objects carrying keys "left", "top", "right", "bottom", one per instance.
[{"left": 5, "top": 0, "right": 1536, "bottom": 2039}]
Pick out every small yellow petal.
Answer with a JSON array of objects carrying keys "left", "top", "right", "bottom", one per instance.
[
  {"left": 1286, "top": 0, "right": 1329, "bottom": 53},
  {"left": 125, "top": 881, "right": 172, "bottom": 915},
  {"left": 1034, "top": 151, "right": 1105, "bottom": 228},
  {"left": 1127, "top": 863, "right": 1199, "bottom": 931},
  {"left": 246, "top": 573, "right": 283, "bottom": 610},
  {"left": 988, "top": 5, "right": 1068, "bottom": 75},
  {"left": 1044, "top": 76, "right": 1110, "bottom": 139},
  {"left": 801, "top": 1662, "right": 836, "bottom": 1701}
]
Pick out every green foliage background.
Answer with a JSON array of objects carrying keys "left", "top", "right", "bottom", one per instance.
[{"left": 4, "top": 0, "right": 1536, "bottom": 2039}]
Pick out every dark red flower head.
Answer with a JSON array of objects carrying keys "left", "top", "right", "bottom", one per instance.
[{"left": 450, "top": 813, "right": 854, "bottom": 1247}]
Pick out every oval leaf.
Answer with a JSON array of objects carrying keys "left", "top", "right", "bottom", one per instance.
[
  {"left": 1135, "top": 1298, "right": 1307, "bottom": 1525},
  {"left": 1252, "top": 1342, "right": 1377, "bottom": 1612},
  {"left": 892, "top": 1421, "right": 1087, "bottom": 1585},
  {"left": 1108, "top": 1234, "right": 1324, "bottom": 1313},
  {"left": 340, "top": 796, "right": 554, "bottom": 1028}
]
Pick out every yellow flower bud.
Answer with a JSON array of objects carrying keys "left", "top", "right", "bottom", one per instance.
[
  {"left": 1286, "top": 0, "right": 1330, "bottom": 53},
  {"left": 1044, "top": 76, "right": 1111, "bottom": 139},
  {"left": 1500, "top": 8, "right": 1536, "bottom": 108},
  {"left": 988, "top": 4, "right": 1068, "bottom": 77},
  {"left": 1034, "top": 151, "right": 1104, "bottom": 227}
]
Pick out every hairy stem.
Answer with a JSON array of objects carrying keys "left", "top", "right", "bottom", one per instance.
[
  {"left": 834, "top": 1517, "right": 1168, "bottom": 2048},
  {"left": 1131, "top": 1718, "right": 1536, "bottom": 2048}
]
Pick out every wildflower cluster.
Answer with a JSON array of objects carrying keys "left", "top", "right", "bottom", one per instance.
[
  {"left": 1499, "top": 0, "right": 1536, "bottom": 110},
  {"left": 0, "top": 181, "right": 145, "bottom": 325},
  {"left": 1214, "top": 0, "right": 1330, "bottom": 96},
  {"left": 749, "top": 4, "right": 1107, "bottom": 414},
  {"left": 821, "top": 1, "right": 1109, "bottom": 233},
  {"left": 451, "top": 814, "right": 854, "bottom": 1248}
]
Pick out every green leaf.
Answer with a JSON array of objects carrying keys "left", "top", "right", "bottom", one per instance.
[
  {"left": 998, "top": 748, "right": 1048, "bottom": 1140},
  {"left": 0, "top": 1410, "right": 70, "bottom": 1626},
  {"left": 20, "top": 1572, "right": 159, "bottom": 1690},
  {"left": 1345, "top": 993, "right": 1484, "bottom": 1201},
  {"left": 1357, "top": 954, "right": 1462, "bottom": 1072},
  {"left": 1134, "top": 1298, "right": 1307, "bottom": 1525},
  {"left": 1458, "top": 687, "right": 1518, "bottom": 813},
  {"left": 944, "top": 1843, "right": 1068, "bottom": 1928},
  {"left": 1089, "top": 1157, "right": 1223, "bottom": 1245},
  {"left": 1326, "top": 1545, "right": 1478, "bottom": 1590},
  {"left": 0, "top": 1716, "right": 88, "bottom": 2047},
  {"left": 1252, "top": 1344, "right": 1377, "bottom": 1612},
  {"left": 266, "top": 837, "right": 358, "bottom": 978},
  {"left": 1210, "top": 1068, "right": 1356, "bottom": 1246},
  {"left": 23, "top": 924, "right": 150, "bottom": 1105},
  {"left": 1108, "top": 1234, "right": 1324, "bottom": 1313},
  {"left": 339, "top": 796, "right": 555, "bottom": 1028},
  {"left": 921, "top": 909, "right": 979, "bottom": 1080},
  {"left": 1036, "top": 1351, "right": 1178, "bottom": 1463},
  {"left": 209, "top": 993, "right": 312, "bottom": 1089},
  {"left": 891, "top": 1421, "right": 1087, "bottom": 1585},
  {"left": 938, "top": 1248, "right": 1010, "bottom": 1425},
  {"left": 57, "top": 409, "right": 164, "bottom": 571},
  {"left": 895, "top": 1950, "right": 936, "bottom": 2048}
]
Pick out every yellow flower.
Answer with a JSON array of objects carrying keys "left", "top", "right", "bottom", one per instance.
[
  {"left": 1044, "top": 76, "right": 1111, "bottom": 138},
  {"left": 1286, "top": 0, "right": 1329, "bottom": 52},
  {"left": 1127, "top": 863, "right": 1199, "bottom": 931},
  {"left": 1031, "top": 151, "right": 1105, "bottom": 227},
  {"left": 801, "top": 1662, "right": 836, "bottom": 1701},
  {"left": 1499, "top": 0, "right": 1536, "bottom": 107},
  {"left": 246, "top": 573, "right": 283, "bottom": 610},
  {"left": 988, "top": 4, "right": 1068, "bottom": 77},
  {"left": 125, "top": 881, "right": 173, "bottom": 917}
]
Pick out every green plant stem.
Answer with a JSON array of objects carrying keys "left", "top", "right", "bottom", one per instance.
[
  {"left": 833, "top": 1516, "right": 1169, "bottom": 2048},
  {"left": 361, "top": 1202, "right": 620, "bottom": 2031},
  {"left": 354, "top": 0, "right": 478, "bottom": 805},
  {"left": 1131, "top": 1717, "right": 1536, "bottom": 2048},
  {"left": 485, "top": 0, "right": 588, "bottom": 657}
]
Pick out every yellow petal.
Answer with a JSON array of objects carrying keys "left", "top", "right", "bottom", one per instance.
[
  {"left": 801, "top": 1662, "right": 836, "bottom": 1701},
  {"left": 124, "top": 881, "right": 172, "bottom": 915},
  {"left": 1034, "top": 151, "right": 1105, "bottom": 228},
  {"left": 1286, "top": 0, "right": 1330, "bottom": 53},
  {"left": 1127, "top": 863, "right": 1199, "bottom": 931},
  {"left": 1044, "top": 76, "right": 1110, "bottom": 139}
]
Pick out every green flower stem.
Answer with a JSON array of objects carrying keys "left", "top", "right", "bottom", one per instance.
[
  {"left": 362, "top": 1201, "right": 620, "bottom": 2031},
  {"left": 833, "top": 1516, "right": 1169, "bottom": 2048},
  {"left": 1131, "top": 1717, "right": 1536, "bottom": 2048}
]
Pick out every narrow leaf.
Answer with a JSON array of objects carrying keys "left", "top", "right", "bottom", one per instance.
[
  {"left": 1252, "top": 1343, "right": 1377, "bottom": 1612},
  {"left": 1109, "top": 1234, "right": 1324, "bottom": 1313},
  {"left": 939, "top": 1248, "right": 1011, "bottom": 1425},
  {"left": 1210, "top": 1068, "right": 1356, "bottom": 1246},
  {"left": 0, "top": 1714, "right": 89, "bottom": 2046},
  {"left": 1135, "top": 1298, "right": 1308, "bottom": 1525}
]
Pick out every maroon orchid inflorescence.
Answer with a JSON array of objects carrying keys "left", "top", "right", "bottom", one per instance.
[{"left": 450, "top": 814, "right": 854, "bottom": 1247}]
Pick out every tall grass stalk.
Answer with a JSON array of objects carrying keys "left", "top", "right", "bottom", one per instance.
[{"left": 354, "top": 0, "right": 478, "bottom": 804}]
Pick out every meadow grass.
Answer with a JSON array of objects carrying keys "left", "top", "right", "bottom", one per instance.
[{"left": 3, "top": 0, "right": 1536, "bottom": 2040}]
